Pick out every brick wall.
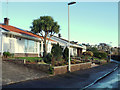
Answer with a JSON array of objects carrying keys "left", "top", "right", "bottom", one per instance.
[
  {"left": 53, "top": 62, "right": 92, "bottom": 75},
  {"left": 14, "top": 53, "right": 38, "bottom": 57},
  {"left": 54, "top": 65, "right": 68, "bottom": 75}
]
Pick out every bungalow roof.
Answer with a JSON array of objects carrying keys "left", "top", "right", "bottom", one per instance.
[{"left": 0, "top": 24, "right": 55, "bottom": 42}]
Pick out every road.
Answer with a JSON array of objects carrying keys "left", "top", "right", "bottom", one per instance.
[
  {"left": 88, "top": 66, "right": 119, "bottom": 89},
  {"left": 88, "top": 59, "right": 120, "bottom": 89}
]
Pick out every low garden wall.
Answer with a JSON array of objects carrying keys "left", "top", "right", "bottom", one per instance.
[
  {"left": 14, "top": 53, "right": 38, "bottom": 57},
  {"left": 92, "top": 60, "right": 107, "bottom": 65},
  {"left": 4, "top": 59, "right": 92, "bottom": 75},
  {"left": 53, "top": 62, "right": 92, "bottom": 75},
  {"left": 111, "top": 55, "right": 120, "bottom": 61},
  {"left": 3, "top": 59, "right": 25, "bottom": 64},
  {"left": 24, "top": 64, "right": 50, "bottom": 73},
  {"left": 3, "top": 59, "right": 50, "bottom": 73}
]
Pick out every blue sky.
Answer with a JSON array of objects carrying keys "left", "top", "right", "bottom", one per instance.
[{"left": 1, "top": 2, "right": 118, "bottom": 47}]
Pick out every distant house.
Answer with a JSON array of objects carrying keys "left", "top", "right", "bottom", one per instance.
[
  {"left": 50, "top": 36, "right": 86, "bottom": 57},
  {"left": 0, "top": 18, "right": 56, "bottom": 57}
]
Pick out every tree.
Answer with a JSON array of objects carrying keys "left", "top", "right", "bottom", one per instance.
[
  {"left": 30, "top": 16, "right": 60, "bottom": 57},
  {"left": 51, "top": 43, "right": 63, "bottom": 61},
  {"left": 63, "top": 47, "right": 69, "bottom": 61}
]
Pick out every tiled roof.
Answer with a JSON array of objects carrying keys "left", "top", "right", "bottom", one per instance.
[{"left": 0, "top": 24, "right": 55, "bottom": 42}]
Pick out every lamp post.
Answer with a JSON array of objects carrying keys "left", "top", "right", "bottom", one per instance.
[
  {"left": 68, "top": 2, "right": 76, "bottom": 72},
  {"left": 110, "top": 42, "right": 112, "bottom": 61}
]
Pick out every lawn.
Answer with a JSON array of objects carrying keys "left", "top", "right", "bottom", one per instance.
[{"left": 16, "top": 57, "right": 43, "bottom": 61}]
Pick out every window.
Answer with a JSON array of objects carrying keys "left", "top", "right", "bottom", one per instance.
[
  {"left": 24, "top": 40, "right": 28, "bottom": 52},
  {"left": 28, "top": 40, "right": 34, "bottom": 52},
  {"left": 34, "top": 41, "right": 37, "bottom": 52},
  {"left": 40, "top": 41, "right": 41, "bottom": 51},
  {"left": 24, "top": 40, "right": 37, "bottom": 53}
]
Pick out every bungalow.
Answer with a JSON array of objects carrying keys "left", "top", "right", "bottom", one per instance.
[
  {"left": 50, "top": 35, "right": 86, "bottom": 57},
  {"left": 0, "top": 18, "right": 56, "bottom": 57}
]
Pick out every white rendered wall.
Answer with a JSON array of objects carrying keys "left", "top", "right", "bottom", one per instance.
[
  {"left": 82, "top": 46, "right": 86, "bottom": 52},
  {"left": 0, "top": 30, "right": 1, "bottom": 53},
  {"left": 73, "top": 48, "right": 77, "bottom": 56},
  {"left": 2, "top": 34, "right": 39, "bottom": 54},
  {"left": 3, "top": 35, "right": 10, "bottom": 52},
  {"left": 15, "top": 38, "right": 25, "bottom": 53},
  {"left": 70, "top": 47, "right": 73, "bottom": 56}
]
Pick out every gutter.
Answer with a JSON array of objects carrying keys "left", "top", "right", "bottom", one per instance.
[{"left": 2, "top": 31, "right": 42, "bottom": 42}]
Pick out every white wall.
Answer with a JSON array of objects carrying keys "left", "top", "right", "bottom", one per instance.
[
  {"left": 73, "top": 48, "right": 77, "bottom": 56},
  {"left": 82, "top": 46, "right": 86, "bottom": 52},
  {"left": 0, "top": 30, "right": 2, "bottom": 53},
  {"left": 3, "top": 35, "right": 10, "bottom": 52},
  {"left": 15, "top": 38, "right": 25, "bottom": 53},
  {"left": 2, "top": 34, "right": 40, "bottom": 54}
]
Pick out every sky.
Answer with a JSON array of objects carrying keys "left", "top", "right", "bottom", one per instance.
[{"left": 1, "top": 1, "right": 118, "bottom": 47}]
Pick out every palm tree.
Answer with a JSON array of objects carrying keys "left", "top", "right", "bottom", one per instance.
[{"left": 30, "top": 16, "right": 60, "bottom": 57}]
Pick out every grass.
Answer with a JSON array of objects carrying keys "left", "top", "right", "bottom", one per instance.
[{"left": 16, "top": 57, "right": 43, "bottom": 61}]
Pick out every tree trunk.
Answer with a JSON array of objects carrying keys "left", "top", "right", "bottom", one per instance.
[{"left": 43, "top": 35, "right": 47, "bottom": 57}]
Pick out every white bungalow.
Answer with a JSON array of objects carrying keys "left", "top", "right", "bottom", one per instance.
[
  {"left": 0, "top": 18, "right": 56, "bottom": 57},
  {"left": 50, "top": 35, "right": 86, "bottom": 57}
]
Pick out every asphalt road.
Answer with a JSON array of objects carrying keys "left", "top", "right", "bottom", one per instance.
[
  {"left": 2, "top": 62, "right": 117, "bottom": 89},
  {"left": 88, "top": 60, "right": 120, "bottom": 89},
  {"left": 88, "top": 66, "right": 120, "bottom": 89}
]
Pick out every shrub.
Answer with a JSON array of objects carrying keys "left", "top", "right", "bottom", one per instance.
[
  {"left": 51, "top": 43, "right": 63, "bottom": 61},
  {"left": 86, "top": 51, "right": 93, "bottom": 56},
  {"left": 44, "top": 53, "right": 52, "bottom": 63},
  {"left": 94, "top": 51, "right": 107, "bottom": 59},
  {"left": 3, "top": 51, "right": 11, "bottom": 58},
  {"left": 89, "top": 47, "right": 98, "bottom": 52},
  {"left": 83, "top": 51, "right": 93, "bottom": 60},
  {"left": 63, "top": 47, "right": 69, "bottom": 61},
  {"left": 49, "top": 66, "right": 54, "bottom": 74}
]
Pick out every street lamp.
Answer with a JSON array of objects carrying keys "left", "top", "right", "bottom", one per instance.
[
  {"left": 68, "top": 2, "right": 76, "bottom": 72},
  {"left": 110, "top": 42, "right": 112, "bottom": 61}
]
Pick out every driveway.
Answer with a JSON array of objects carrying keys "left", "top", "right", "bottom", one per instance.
[{"left": 2, "top": 60, "right": 49, "bottom": 85}]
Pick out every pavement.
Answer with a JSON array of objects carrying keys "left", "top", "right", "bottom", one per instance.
[{"left": 2, "top": 62, "right": 118, "bottom": 89}]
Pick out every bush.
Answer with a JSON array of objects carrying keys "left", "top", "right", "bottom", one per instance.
[
  {"left": 3, "top": 51, "right": 11, "bottom": 58},
  {"left": 49, "top": 66, "right": 54, "bottom": 74},
  {"left": 88, "top": 47, "right": 98, "bottom": 52},
  {"left": 83, "top": 51, "right": 93, "bottom": 60},
  {"left": 44, "top": 53, "right": 52, "bottom": 63},
  {"left": 85, "top": 51, "right": 93, "bottom": 57},
  {"left": 51, "top": 43, "right": 63, "bottom": 61},
  {"left": 63, "top": 47, "right": 69, "bottom": 61},
  {"left": 94, "top": 51, "right": 107, "bottom": 59}
]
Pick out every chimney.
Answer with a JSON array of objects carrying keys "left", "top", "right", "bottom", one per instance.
[
  {"left": 58, "top": 34, "right": 61, "bottom": 38},
  {"left": 4, "top": 18, "right": 9, "bottom": 25}
]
